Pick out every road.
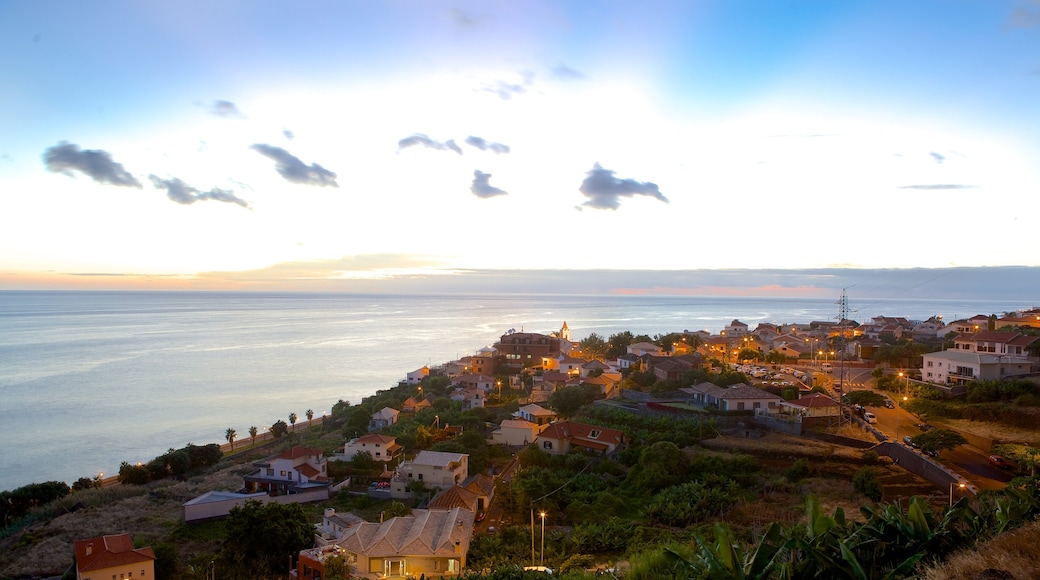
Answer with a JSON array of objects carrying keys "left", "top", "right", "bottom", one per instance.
[{"left": 839, "top": 367, "right": 1012, "bottom": 491}]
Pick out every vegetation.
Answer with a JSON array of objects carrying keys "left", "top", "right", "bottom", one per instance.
[
  {"left": 910, "top": 429, "right": 968, "bottom": 457},
  {"left": 216, "top": 500, "right": 313, "bottom": 579}
]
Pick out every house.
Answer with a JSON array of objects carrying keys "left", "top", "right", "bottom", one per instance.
[
  {"left": 73, "top": 534, "right": 155, "bottom": 580},
  {"left": 627, "top": 342, "right": 664, "bottom": 357},
  {"left": 951, "top": 331, "right": 1039, "bottom": 358},
  {"left": 370, "top": 407, "right": 400, "bottom": 430},
  {"left": 851, "top": 337, "right": 883, "bottom": 360},
  {"left": 615, "top": 353, "right": 640, "bottom": 370},
  {"left": 391, "top": 451, "right": 469, "bottom": 498},
  {"left": 428, "top": 473, "right": 495, "bottom": 515},
  {"left": 303, "top": 507, "right": 475, "bottom": 579},
  {"left": 682, "top": 383, "right": 781, "bottom": 413},
  {"left": 244, "top": 446, "right": 330, "bottom": 495},
  {"left": 340, "top": 434, "right": 402, "bottom": 464},
  {"left": 752, "top": 323, "right": 781, "bottom": 342},
  {"left": 315, "top": 507, "right": 367, "bottom": 544},
  {"left": 452, "top": 374, "right": 496, "bottom": 392},
  {"left": 581, "top": 359, "right": 611, "bottom": 377},
  {"left": 515, "top": 403, "right": 557, "bottom": 425},
  {"left": 493, "top": 331, "right": 562, "bottom": 370},
  {"left": 490, "top": 419, "right": 543, "bottom": 446},
  {"left": 780, "top": 393, "right": 841, "bottom": 417},
  {"left": 921, "top": 351, "right": 1035, "bottom": 385},
  {"left": 406, "top": 366, "right": 429, "bottom": 385},
  {"left": 557, "top": 355, "right": 588, "bottom": 375},
  {"left": 580, "top": 371, "right": 622, "bottom": 397},
  {"left": 535, "top": 420, "right": 625, "bottom": 457},
  {"left": 449, "top": 386, "right": 485, "bottom": 410},
  {"left": 402, "top": 395, "right": 431, "bottom": 414},
  {"left": 724, "top": 319, "right": 749, "bottom": 336}
]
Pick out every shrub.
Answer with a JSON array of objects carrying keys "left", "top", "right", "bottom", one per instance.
[
  {"left": 784, "top": 458, "right": 812, "bottom": 482},
  {"left": 853, "top": 467, "right": 883, "bottom": 502}
]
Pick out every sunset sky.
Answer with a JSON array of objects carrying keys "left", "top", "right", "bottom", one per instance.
[{"left": 2, "top": 1, "right": 1039, "bottom": 293}]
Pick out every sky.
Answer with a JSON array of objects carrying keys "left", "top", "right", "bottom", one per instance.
[{"left": 2, "top": 1, "right": 1039, "bottom": 295}]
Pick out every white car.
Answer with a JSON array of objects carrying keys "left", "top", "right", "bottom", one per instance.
[{"left": 863, "top": 412, "right": 878, "bottom": 424}]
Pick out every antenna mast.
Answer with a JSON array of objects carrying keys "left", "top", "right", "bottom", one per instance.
[{"left": 836, "top": 289, "right": 851, "bottom": 427}]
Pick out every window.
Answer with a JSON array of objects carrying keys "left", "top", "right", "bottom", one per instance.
[
  {"left": 589, "top": 430, "right": 600, "bottom": 439},
  {"left": 927, "top": 361, "right": 933, "bottom": 367},
  {"left": 753, "top": 402, "right": 761, "bottom": 409},
  {"left": 737, "top": 402, "right": 746, "bottom": 411},
  {"left": 280, "top": 470, "right": 287, "bottom": 476},
  {"left": 267, "top": 468, "right": 274, "bottom": 476},
  {"left": 418, "top": 473, "right": 423, "bottom": 480},
  {"left": 543, "top": 441, "right": 553, "bottom": 450}
]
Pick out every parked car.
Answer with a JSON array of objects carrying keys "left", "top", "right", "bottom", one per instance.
[
  {"left": 863, "top": 412, "right": 878, "bottom": 424},
  {"left": 884, "top": 399, "right": 895, "bottom": 409},
  {"left": 903, "top": 435, "right": 918, "bottom": 448},
  {"left": 989, "top": 455, "right": 1014, "bottom": 469},
  {"left": 916, "top": 423, "right": 935, "bottom": 432}
]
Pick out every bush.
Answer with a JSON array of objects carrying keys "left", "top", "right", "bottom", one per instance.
[
  {"left": 862, "top": 450, "right": 880, "bottom": 465},
  {"left": 784, "top": 458, "right": 812, "bottom": 482},
  {"left": 852, "top": 467, "right": 882, "bottom": 502}
]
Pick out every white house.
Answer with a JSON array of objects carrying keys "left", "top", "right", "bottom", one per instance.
[
  {"left": 370, "top": 407, "right": 400, "bottom": 430},
  {"left": 244, "top": 446, "right": 330, "bottom": 494},
  {"left": 391, "top": 451, "right": 469, "bottom": 498},
  {"left": 514, "top": 403, "right": 557, "bottom": 426},
  {"left": 490, "top": 419, "right": 542, "bottom": 446},
  {"left": 921, "top": 351, "right": 1035, "bottom": 385},
  {"left": 339, "top": 434, "right": 402, "bottom": 463},
  {"left": 682, "top": 383, "right": 781, "bottom": 414},
  {"left": 627, "top": 342, "right": 663, "bottom": 357},
  {"left": 406, "top": 366, "right": 429, "bottom": 385}
]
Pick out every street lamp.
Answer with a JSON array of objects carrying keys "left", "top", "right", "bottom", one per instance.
[
  {"left": 950, "top": 481, "right": 966, "bottom": 508},
  {"left": 539, "top": 511, "right": 546, "bottom": 566}
]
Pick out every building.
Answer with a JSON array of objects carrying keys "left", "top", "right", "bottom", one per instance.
[
  {"left": 951, "top": 330, "right": 1039, "bottom": 358},
  {"left": 681, "top": 383, "right": 781, "bottom": 413},
  {"left": 490, "top": 419, "right": 543, "bottom": 446},
  {"left": 921, "top": 350, "right": 1036, "bottom": 385},
  {"left": 370, "top": 407, "right": 400, "bottom": 430},
  {"left": 406, "top": 366, "right": 429, "bottom": 385},
  {"left": 390, "top": 451, "right": 469, "bottom": 498},
  {"left": 73, "top": 534, "right": 155, "bottom": 580},
  {"left": 514, "top": 403, "right": 557, "bottom": 425},
  {"left": 535, "top": 420, "right": 625, "bottom": 457},
  {"left": 303, "top": 507, "right": 475, "bottom": 579},
  {"left": 780, "top": 393, "right": 841, "bottom": 417},
  {"left": 244, "top": 446, "right": 330, "bottom": 495},
  {"left": 493, "top": 331, "right": 561, "bottom": 370},
  {"left": 339, "top": 434, "right": 402, "bottom": 464}
]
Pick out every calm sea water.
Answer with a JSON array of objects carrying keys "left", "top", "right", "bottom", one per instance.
[{"left": 0, "top": 290, "right": 1028, "bottom": 491}]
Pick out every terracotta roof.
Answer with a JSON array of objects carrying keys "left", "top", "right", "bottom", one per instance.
[
  {"left": 463, "top": 473, "right": 495, "bottom": 496},
  {"left": 74, "top": 534, "right": 156, "bottom": 572},
  {"left": 354, "top": 434, "right": 397, "bottom": 445},
  {"left": 428, "top": 485, "right": 480, "bottom": 511},
  {"left": 278, "top": 446, "right": 323, "bottom": 460},
  {"left": 538, "top": 420, "right": 624, "bottom": 445},
  {"left": 785, "top": 394, "right": 840, "bottom": 408}
]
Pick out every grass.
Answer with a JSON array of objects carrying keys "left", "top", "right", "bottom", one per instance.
[
  {"left": 941, "top": 418, "right": 1040, "bottom": 447},
  {"left": 919, "top": 518, "right": 1040, "bottom": 579}
]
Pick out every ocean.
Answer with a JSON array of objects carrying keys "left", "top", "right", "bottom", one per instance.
[{"left": 0, "top": 290, "right": 1029, "bottom": 492}]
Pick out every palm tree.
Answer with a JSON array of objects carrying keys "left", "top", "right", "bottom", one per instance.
[
  {"left": 249, "top": 425, "right": 258, "bottom": 446},
  {"left": 306, "top": 408, "right": 314, "bottom": 423},
  {"left": 289, "top": 411, "right": 298, "bottom": 431},
  {"left": 225, "top": 427, "right": 237, "bottom": 451}
]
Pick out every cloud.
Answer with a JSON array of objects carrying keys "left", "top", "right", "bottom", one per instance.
[
  {"left": 149, "top": 176, "right": 251, "bottom": 208},
  {"left": 483, "top": 80, "right": 526, "bottom": 100},
  {"left": 250, "top": 144, "right": 339, "bottom": 187},
  {"left": 450, "top": 8, "right": 477, "bottom": 27},
  {"left": 552, "top": 65, "right": 585, "bottom": 80},
  {"left": 283, "top": 128, "right": 295, "bottom": 140},
  {"left": 42, "top": 142, "right": 141, "bottom": 187},
  {"left": 897, "top": 184, "right": 978, "bottom": 190},
  {"left": 464, "top": 136, "right": 510, "bottom": 154},
  {"left": 397, "top": 134, "right": 463, "bottom": 155},
  {"left": 929, "top": 152, "right": 946, "bottom": 164},
  {"left": 577, "top": 163, "right": 668, "bottom": 210},
  {"left": 1010, "top": 5, "right": 1040, "bottom": 27},
  {"left": 211, "top": 100, "right": 245, "bottom": 118},
  {"left": 470, "top": 170, "right": 508, "bottom": 198}
]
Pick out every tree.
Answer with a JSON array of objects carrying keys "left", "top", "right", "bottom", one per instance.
[
  {"left": 249, "top": 425, "right": 258, "bottom": 446},
  {"left": 764, "top": 350, "right": 787, "bottom": 364},
  {"left": 845, "top": 390, "right": 888, "bottom": 407},
  {"left": 579, "top": 333, "right": 608, "bottom": 359},
  {"left": 217, "top": 500, "right": 313, "bottom": 580},
  {"left": 548, "top": 384, "right": 598, "bottom": 416},
  {"left": 324, "top": 554, "right": 348, "bottom": 580},
  {"left": 289, "top": 411, "right": 298, "bottom": 431},
  {"left": 737, "top": 347, "right": 762, "bottom": 362},
  {"left": 271, "top": 419, "right": 289, "bottom": 438},
  {"left": 306, "top": 408, "right": 314, "bottom": 423},
  {"left": 225, "top": 427, "right": 237, "bottom": 451},
  {"left": 911, "top": 429, "right": 968, "bottom": 457}
]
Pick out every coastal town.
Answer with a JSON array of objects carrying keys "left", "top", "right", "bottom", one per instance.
[{"left": 5, "top": 306, "right": 1040, "bottom": 579}]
